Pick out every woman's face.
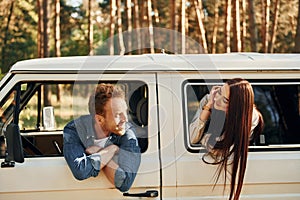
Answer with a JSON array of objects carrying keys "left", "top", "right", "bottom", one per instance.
[{"left": 213, "top": 84, "right": 230, "bottom": 112}]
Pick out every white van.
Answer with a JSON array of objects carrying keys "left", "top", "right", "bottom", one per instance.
[{"left": 0, "top": 53, "right": 299, "bottom": 200}]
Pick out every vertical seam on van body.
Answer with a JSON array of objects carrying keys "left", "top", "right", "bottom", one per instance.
[{"left": 155, "top": 73, "right": 163, "bottom": 200}]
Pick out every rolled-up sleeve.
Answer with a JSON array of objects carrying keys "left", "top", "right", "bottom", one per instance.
[
  {"left": 114, "top": 128, "right": 141, "bottom": 192},
  {"left": 189, "top": 94, "right": 209, "bottom": 144},
  {"left": 63, "top": 122, "right": 101, "bottom": 180},
  {"left": 190, "top": 117, "right": 207, "bottom": 144}
]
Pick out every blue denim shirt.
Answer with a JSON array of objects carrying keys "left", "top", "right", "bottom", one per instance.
[{"left": 63, "top": 115, "right": 141, "bottom": 192}]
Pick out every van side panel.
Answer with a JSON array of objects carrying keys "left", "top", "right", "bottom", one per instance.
[
  {"left": 0, "top": 73, "right": 161, "bottom": 200},
  {"left": 165, "top": 72, "right": 300, "bottom": 199}
]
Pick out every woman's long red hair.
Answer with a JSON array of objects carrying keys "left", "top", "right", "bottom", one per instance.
[{"left": 209, "top": 78, "right": 263, "bottom": 200}]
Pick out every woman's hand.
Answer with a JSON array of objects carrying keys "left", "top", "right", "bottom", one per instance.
[{"left": 207, "top": 86, "right": 221, "bottom": 107}]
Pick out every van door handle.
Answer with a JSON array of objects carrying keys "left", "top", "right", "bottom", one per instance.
[{"left": 123, "top": 190, "right": 158, "bottom": 197}]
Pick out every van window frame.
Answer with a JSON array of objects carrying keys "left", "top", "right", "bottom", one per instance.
[
  {"left": 183, "top": 79, "right": 300, "bottom": 153},
  {"left": 1, "top": 80, "right": 149, "bottom": 157}
]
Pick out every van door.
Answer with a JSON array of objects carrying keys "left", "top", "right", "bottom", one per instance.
[
  {"left": 176, "top": 72, "right": 300, "bottom": 199},
  {"left": 156, "top": 73, "right": 180, "bottom": 199},
  {"left": 0, "top": 73, "right": 161, "bottom": 200}
]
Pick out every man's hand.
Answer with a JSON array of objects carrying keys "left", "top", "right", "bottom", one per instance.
[{"left": 85, "top": 144, "right": 119, "bottom": 156}]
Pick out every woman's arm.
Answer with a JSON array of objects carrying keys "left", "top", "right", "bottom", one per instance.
[
  {"left": 189, "top": 94, "right": 210, "bottom": 144},
  {"left": 189, "top": 86, "right": 221, "bottom": 144}
]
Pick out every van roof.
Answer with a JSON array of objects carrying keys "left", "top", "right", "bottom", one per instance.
[{"left": 9, "top": 53, "right": 300, "bottom": 73}]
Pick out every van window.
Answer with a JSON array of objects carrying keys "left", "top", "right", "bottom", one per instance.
[
  {"left": 0, "top": 88, "right": 16, "bottom": 134},
  {"left": 0, "top": 81, "right": 149, "bottom": 157},
  {"left": 183, "top": 80, "right": 300, "bottom": 152}
]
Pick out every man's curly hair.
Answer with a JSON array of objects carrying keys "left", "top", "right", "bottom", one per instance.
[{"left": 88, "top": 83, "right": 125, "bottom": 115}]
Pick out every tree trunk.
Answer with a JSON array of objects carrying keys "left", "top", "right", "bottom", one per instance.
[
  {"left": 248, "top": 0, "right": 257, "bottom": 52},
  {"left": 232, "top": 0, "right": 241, "bottom": 52},
  {"left": 265, "top": 0, "right": 270, "bottom": 52},
  {"left": 212, "top": 0, "right": 220, "bottom": 54},
  {"left": 261, "top": 0, "right": 266, "bottom": 52},
  {"left": 147, "top": 0, "right": 155, "bottom": 53},
  {"left": 42, "top": 0, "right": 51, "bottom": 106},
  {"left": 43, "top": 85, "right": 52, "bottom": 107},
  {"left": 127, "top": 0, "right": 132, "bottom": 54},
  {"left": 262, "top": 0, "right": 270, "bottom": 52},
  {"left": 236, "top": 0, "right": 241, "bottom": 52},
  {"left": 170, "top": 0, "right": 176, "bottom": 53},
  {"left": 117, "top": 0, "right": 125, "bottom": 55},
  {"left": 54, "top": 0, "right": 61, "bottom": 102},
  {"left": 181, "top": 0, "right": 186, "bottom": 54},
  {"left": 37, "top": 0, "right": 43, "bottom": 58},
  {"left": 54, "top": 0, "right": 61, "bottom": 57},
  {"left": 186, "top": 6, "right": 189, "bottom": 51},
  {"left": 194, "top": 0, "right": 208, "bottom": 53},
  {"left": 232, "top": 0, "right": 237, "bottom": 52},
  {"left": 269, "top": 0, "right": 280, "bottom": 53},
  {"left": 235, "top": 0, "right": 242, "bottom": 52},
  {"left": 1, "top": 1, "right": 14, "bottom": 73},
  {"left": 43, "top": 0, "right": 49, "bottom": 58},
  {"left": 225, "top": 0, "right": 231, "bottom": 53},
  {"left": 133, "top": 0, "right": 141, "bottom": 54},
  {"left": 88, "top": 0, "right": 94, "bottom": 55},
  {"left": 295, "top": 0, "right": 300, "bottom": 52},
  {"left": 109, "top": 0, "right": 116, "bottom": 55},
  {"left": 241, "top": 0, "right": 246, "bottom": 51},
  {"left": 152, "top": 0, "right": 160, "bottom": 24},
  {"left": 140, "top": 0, "right": 145, "bottom": 53}
]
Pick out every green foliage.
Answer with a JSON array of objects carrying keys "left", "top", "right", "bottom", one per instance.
[
  {"left": 0, "top": 0, "right": 299, "bottom": 71},
  {"left": 0, "top": 0, "right": 37, "bottom": 73}
]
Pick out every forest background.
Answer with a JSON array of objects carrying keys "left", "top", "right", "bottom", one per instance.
[{"left": 0, "top": 0, "right": 300, "bottom": 80}]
